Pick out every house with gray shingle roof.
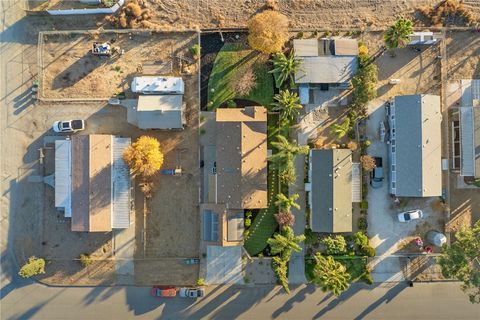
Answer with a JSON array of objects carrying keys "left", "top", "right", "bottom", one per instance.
[
  {"left": 388, "top": 94, "right": 442, "bottom": 197},
  {"left": 306, "top": 149, "right": 353, "bottom": 233}
]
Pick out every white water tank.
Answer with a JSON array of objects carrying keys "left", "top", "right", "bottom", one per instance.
[{"left": 426, "top": 230, "right": 447, "bottom": 247}]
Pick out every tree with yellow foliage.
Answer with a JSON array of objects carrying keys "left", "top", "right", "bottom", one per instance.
[
  {"left": 123, "top": 136, "right": 163, "bottom": 177},
  {"left": 247, "top": 10, "right": 289, "bottom": 54}
]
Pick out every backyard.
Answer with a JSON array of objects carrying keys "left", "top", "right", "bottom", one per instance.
[{"left": 207, "top": 42, "right": 274, "bottom": 109}]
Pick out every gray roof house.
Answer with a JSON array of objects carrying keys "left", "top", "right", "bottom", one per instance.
[
  {"left": 294, "top": 38, "right": 358, "bottom": 86},
  {"left": 306, "top": 149, "right": 353, "bottom": 233},
  {"left": 388, "top": 94, "right": 442, "bottom": 197},
  {"left": 457, "top": 79, "right": 480, "bottom": 178}
]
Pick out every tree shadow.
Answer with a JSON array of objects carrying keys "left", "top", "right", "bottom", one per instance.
[
  {"left": 313, "top": 283, "right": 368, "bottom": 319},
  {"left": 271, "top": 284, "right": 316, "bottom": 318},
  {"left": 351, "top": 282, "right": 408, "bottom": 320}
]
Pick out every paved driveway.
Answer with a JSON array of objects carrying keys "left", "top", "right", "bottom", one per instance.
[{"left": 206, "top": 246, "right": 243, "bottom": 284}]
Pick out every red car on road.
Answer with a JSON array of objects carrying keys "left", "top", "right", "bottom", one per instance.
[{"left": 151, "top": 286, "right": 177, "bottom": 297}]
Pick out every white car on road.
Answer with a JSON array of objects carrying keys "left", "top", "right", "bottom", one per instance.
[{"left": 398, "top": 210, "right": 423, "bottom": 222}]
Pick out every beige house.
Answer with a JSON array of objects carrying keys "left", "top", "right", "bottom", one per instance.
[{"left": 202, "top": 106, "right": 268, "bottom": 246}]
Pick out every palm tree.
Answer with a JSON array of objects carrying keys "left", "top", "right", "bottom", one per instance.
[
  {"left": 329, "top": 118, "right": 351, "bottom": 140},
  {"left": 312, "top": 253, "right": 351, "bottom": 296},
  {"left": 384, "top": 18, "right": 413, "bottom": 50},
  {"left": 271, "top": 89, "right": 303, "bottom": 125},
  {"left": 275, "top": 193, "right": 300, "bottom": 212},
  {"left": 269, "top": 51, "right": 301, "bottom": 88},
  {"left": 267, "top": 226, "right": 306, "bottom": 260},
  {"left": 269, "top": 135, "right": 309, "bottom": 168}
]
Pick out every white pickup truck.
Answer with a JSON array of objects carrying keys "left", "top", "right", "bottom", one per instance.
[{"left": 53, "top": 120, "right": 85, "bottom": 133}]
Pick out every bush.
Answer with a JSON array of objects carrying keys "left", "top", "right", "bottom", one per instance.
[
  {"left": 196, "top": 278, "right": 206, "bottom": 286},
  {"left": 362, "top": 273, "right": 374, "bottom": 284},
  {"left": 245, "top": 218, "right": 252, "bottom": 228},
  {"left": 297, "top": 31, "right": 304, "bottom": 38},
  {"left": 274, "top": 211, "right": 295, "bottom": 227},
  {"left": 244, "top": 229, "right": 250, "bottom": 239},
  {"left": 190, "top": 44, "right": 201, "bottom": 58},
  {"left": 361, "top": 245, "right": 376, "bottom": 257},
  {"left": 79, "top": 254, "right": 93, "bottom": 268},
  {"left": 347, "top": 130, "right": 356, "bottom": 140},
  {"left": 358, "top": 217, "right": 368, "bottom": 231},
  {"left": 226, "top": 99, "right": 237, "bottom": 108},
  {"left": 321, "top": 235, "right": 347, "bottom": 255},
  {"left": 18, "top": 256, "right": 45, "bottom": 278},
  {"left": 360, "top": 155, "right": 376, "bottom": 171},
  {"left": 360, "top": 201, "right": 369, "bottom": 210},
  {"left": 304, "top": 228, "right": 317, "bottom": 246},
  {"left": 247, "top": 10, "right": 289, "bottom": 54},
  {"left": 354, "top": 232, "right": 369, "bottom": 248}
]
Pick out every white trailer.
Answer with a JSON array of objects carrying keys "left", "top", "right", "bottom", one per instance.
[{"left": 131, "top": 76, "right": 184, "bottom": 94}]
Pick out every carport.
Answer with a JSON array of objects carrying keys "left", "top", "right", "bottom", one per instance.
[{"left": 206, "top": 246, "right": 243, "bottom": 284}]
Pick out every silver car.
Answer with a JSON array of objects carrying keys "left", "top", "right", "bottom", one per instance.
[
  {"left": 398, "top": 210, "right": 423, "bottom": 222},
  {"left": 179, "top": 287, "right": 205, "bottom": 298}
]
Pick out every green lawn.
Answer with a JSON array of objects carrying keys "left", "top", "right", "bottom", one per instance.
[
  {"left": 207, "top": 43, "right": 274, "bottom": 110},
  {"left": 244, "top": 114, "right": 280, "bottom": 256}
]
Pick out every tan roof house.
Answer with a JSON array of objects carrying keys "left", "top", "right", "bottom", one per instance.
[
  {"left": 54, "top": 135, "right": 132, "bottom": 232},
  {"left": 201, "top": 106, "right": 268, "bottom": 247},
  {"left": 215, "top": 107, "right": 268, "bottom": 209}
]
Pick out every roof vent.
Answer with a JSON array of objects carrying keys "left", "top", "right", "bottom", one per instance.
[{"left": 329, "top": 208, "right": 332, "bottom": 211}]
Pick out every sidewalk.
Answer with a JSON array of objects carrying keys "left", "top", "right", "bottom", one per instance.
[
  {"left": 288, "top": 154, "right": 307, "bottom": 284},
  {"left": 113, "top": 226, "right": 136, "bottom": 285}
]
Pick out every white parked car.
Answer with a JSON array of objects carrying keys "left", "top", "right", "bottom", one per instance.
[
  {"left": 53, "top": 120, "right": 85, "bottom": 133},
  {"left": 398, "top": 210, "right": 423, "bottom": 222},
  {"left": 179, "top": 287, "right": 205, "bottom": 298}
]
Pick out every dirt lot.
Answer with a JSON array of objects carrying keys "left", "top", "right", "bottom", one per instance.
[
  {"left": 41, "top": 31, "right": 198, "bottom": 99},
  {"left": 143, "top": 0, "right": 480, "bottom": 29},
  {"left": 133, "top": 68, "right": 200, "bottom": 286},
  {"left": 446, "top": 30, "right": 480, "bottom": 80}
]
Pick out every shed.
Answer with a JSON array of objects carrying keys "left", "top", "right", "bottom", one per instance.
[{"left": 135, "top": 95, "right": 185, "bottom": 129}]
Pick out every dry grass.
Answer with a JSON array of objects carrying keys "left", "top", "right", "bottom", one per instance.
[{"left": 418, "top": 0, "right": 477, "bottom": 27}]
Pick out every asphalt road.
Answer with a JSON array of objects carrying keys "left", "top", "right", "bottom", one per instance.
[
  {"left": 1, "top": 280, "right": 480, "bottom": 320},
  {"left": 1, "top": 2, "right": 480, "bottom": 320}
]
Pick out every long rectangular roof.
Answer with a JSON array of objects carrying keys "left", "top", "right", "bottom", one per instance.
[
  {"left": 136, "top": 95, "right": 184, "bottom": 129},
  {"left": 393, "top": 95, "right": 442, "bottom": 197},
  {"left": 216, "top": 107, "right": 268, "bottom": 209},
  {"left": 310, "top": 149, "right": 352, "bottom": 233},
  {"left": 54, "top": 140, "right": 72, "bottom": 217},
  {"left": 459, "top": 79, "right": 480, "bottom": 178},
  {"left": 131, "top": 76, "right": 184, "bottom": 94}
]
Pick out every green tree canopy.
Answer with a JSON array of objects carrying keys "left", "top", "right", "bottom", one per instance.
[
  {"left": 275, "top": 193, "right": 300, "bottom": 212},
  {"left": 269, "top": 51, "right": 301, "bottom": 88},
  {"left": 271, "top": 89, "right": 303, "bottom": 125},
  {"left": 329, "top": 118, "right": 351, "bottom": 140},
  {"left": 438, "top": 221, "right": 480, "bottom": 303},
  {"left": 268, "top": 226, "right": 306, "bottom": 261},
  {"left": 312, "top": 253, "right": 350, "bottom": 296},
  {"left": 384, "top": 18, "right": 413, "bottom": 49},
  {"left": 269, "top": 135, "right": 309, "bottom": 171}
]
